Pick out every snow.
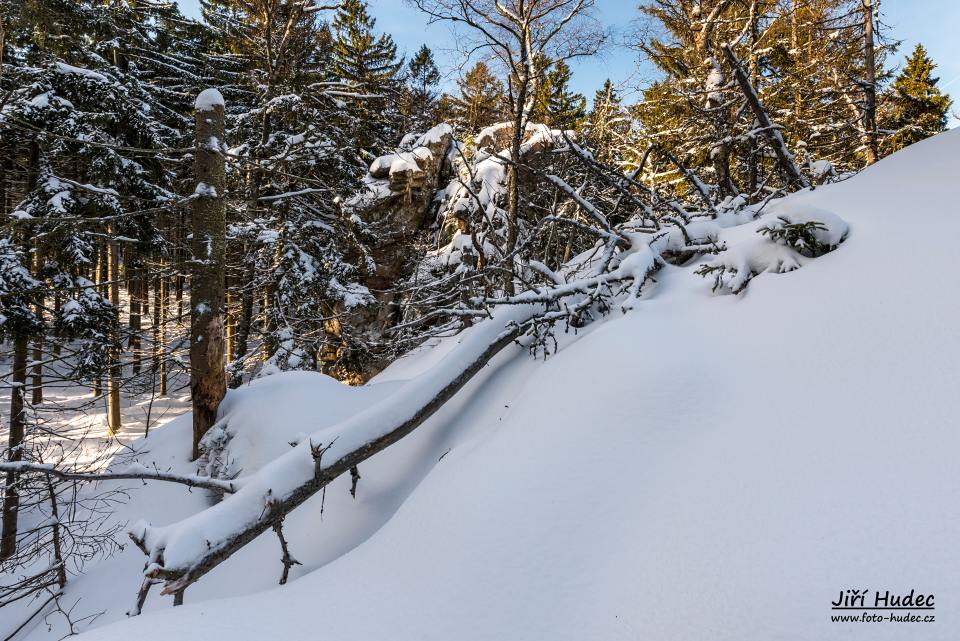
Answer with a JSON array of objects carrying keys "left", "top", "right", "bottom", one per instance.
[
  {"left": 475, "top": 121, "right": 512, "bottom": 148},
  {"left": 194, "top": 88, "right": 224, "bottom": 112},
  {"left": 193, "top": 182, "right": 217, "bottom": 198},
  {"left": 415, "top": 123, "right": 453, "bottom": 147},
  {"left": 12, "top": 130, "right": 960, "bottom": 640},
  {"left": 54, "top": 62, "right": 109, "bottom": 83},
  {"left": 704, "top": 57, "right": 724, "bottom": 106},
  {"left": 697, "top": 205, "right": 850, "bottom": 292},
  {"left": 810, "top": 158, "right": 836, "bottom": 180}
]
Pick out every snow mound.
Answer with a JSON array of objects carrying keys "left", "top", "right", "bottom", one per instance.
[
  {"left": 194, "top": 88, "right": 224, "bottom": 111},
  {"left": 32, "top": 130, "right": 960, "bottom": 641},
  {"left": 697, "top": 205, "right": 849, "bottom": 293}
]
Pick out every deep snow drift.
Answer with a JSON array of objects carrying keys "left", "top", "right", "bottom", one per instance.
[{"left": 14, "top": 130, "right": 960, "bottom": 640}]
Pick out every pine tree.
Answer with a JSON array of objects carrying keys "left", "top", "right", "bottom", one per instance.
[
  {"left": 633, "top": 0, "right": 758, "bottom": 197},
  {"left": 880, "top": 43, "right": 952, "bottom": 153},
  {"left": 542, "top": 60, "right": 586, "bottom": 131},
  {"left": 586, "top": 79, "right": 628, "bottom": 166},
  {"left": 449, "top": 61, "right": 506, "bottom": 133},
  {"left": 332, "top": 0, "right": 403, "bottom": 157},
  {"left": 401, "top": 44, "right": 441, "bottom": 133},
  {"left": 632, "top": 0, "right": 895, "bottom": 195}
]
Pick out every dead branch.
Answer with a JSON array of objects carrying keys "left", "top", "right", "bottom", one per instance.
[
  {"left": 271, "top": 518, "right": 301, "bottom": 585},
  {"left": 0, "top": 462, "right": 236, "bottom": 493},
  {"left": 349, "top": 465, "right": 360, "bottom": 499},
  {"left": 721, "top": 44, "right": 810, "bottom": 190}
]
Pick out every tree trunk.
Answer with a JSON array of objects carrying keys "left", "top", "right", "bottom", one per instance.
[
  {"left": 232, "top": 252, "right": 255, "bottom": 369},
  {"left": 861, "top": 0, "right": 878, "bottom": 164},
  {"left": 129, "top": 258, "right": 142, "bottom": 376},
  {"left": 747, "top": 3, "right": 760, "bottom": 196},
  {"left": 261, "top": 283, "right": 276, "bottom": 363},
  {"left": 0, "top": 337, "right": 29, "bottom": 560},
  {"left": 189, "top": 91, "right": 227, "bottom": 460},
  {"left": 153, "top": 266, "right": 167, "bottom": 396},
  {"left": 106, "top": 232, "right": 122, "bottom": 435},
  {"left": 98, "top": 239, "right": 108, "bottom": 299},
  {"left": 225, "top": 268, "right": 235, "bottom": 364},
  {"left": 176, "top": 211, "right": 185, "bottom": 325},
  {"left": 141, "top": 270, "right": 149, "bottom": 317},
  {"left": 52, "top": 294, "right": 62, "bottom": 357},
  {"left": 31, "top": 247, "right": 43, "bottom": 405},
  {"left": 505, "top": 70, "right": 530, "bottom": 297}
]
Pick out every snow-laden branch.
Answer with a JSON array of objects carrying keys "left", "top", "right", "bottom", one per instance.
[
  {"left": 129, "top": 304, "right": 544, "bottom": 598},
  {"left": 0, "top": 462, "right": 237, "bottom": 493},
  {"left": 543, "top": 174, "right": 630, "bottom": 246}
]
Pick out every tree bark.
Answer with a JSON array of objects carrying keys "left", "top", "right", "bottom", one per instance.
[
  {"left": 232, "top": 251, "right": 255, "bottom": 370},
  {"left": 225, "top": 279, "right": 235, "bottom": 365},
  {"left": 176, "top": 211, "right": 185, "bottom": 325},
  {"left": 129, "top": 258, "right": 143, "bottom": 376},
  {"left": 153, "top": 266, "right": 167, "bottom": 396},
  {"left": 505, "top": 64, "right": 530, "bottom": 297},
  {"left": 189, "top": 91, "right": 227, "bottom": 460},
  {"left": 97, "top": 239, "right": 108, "bottom": 299},
  {"left": 31, "top": 246, "right": 43, "bottom": 405}
]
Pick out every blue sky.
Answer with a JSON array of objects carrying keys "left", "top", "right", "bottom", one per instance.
[{"left": 175, "top": 0, "right": 960, "bottom": 119}]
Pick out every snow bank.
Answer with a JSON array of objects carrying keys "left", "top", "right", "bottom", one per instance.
[{"left": 26, "top": 130, "right": 960, "bottom": 641}]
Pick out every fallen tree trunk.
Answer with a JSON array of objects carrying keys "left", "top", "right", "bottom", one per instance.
[{"left": 130, "top": 305, "right": 542, "bottom": 600}]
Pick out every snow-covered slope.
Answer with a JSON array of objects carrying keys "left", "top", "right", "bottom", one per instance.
[{"left": 37, "top": 130, "right": 960, "bottom": 639}]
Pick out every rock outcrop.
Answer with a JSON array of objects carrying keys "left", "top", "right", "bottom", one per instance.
[
  {"left": 322, "top": 124, "right": 455, "bottom": 380},
  {"left": 346, "top": 123, "right": 455, "bottom": 291},
  {"left": 328, "top": 121, "right": 569, "bottom": 381}
]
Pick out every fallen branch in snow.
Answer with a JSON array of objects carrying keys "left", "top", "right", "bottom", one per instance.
[
  {"left": 128, "top": 306, "right": 544, "bottom": 602},
  {"left": 127, "top": 237, "right": 667, "bottom": 601},
  {"left": 0, "top": 462, "right": 237, "bottom": 493}
]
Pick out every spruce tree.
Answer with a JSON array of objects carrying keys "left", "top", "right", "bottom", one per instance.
[
  {"left": 880, "top": 43, "right": 952, "bottom": 153},
  {"left": 196, "top": 0, "right": 375, "bottom": 377},
  {"left": 332, "top": 0, "right": 403, "bottom": 157},
  {"left": 450, "top": 61, "right": 506, "bottom": 133},
  {"left": 401, "top": 44, "right": 441, "bottom": 133},
  {"left": 543, "top": 60, "right": 587, "bottom": 131},
  {"left": 586, "top": 79, "right": 628, "bottom": 165}
]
